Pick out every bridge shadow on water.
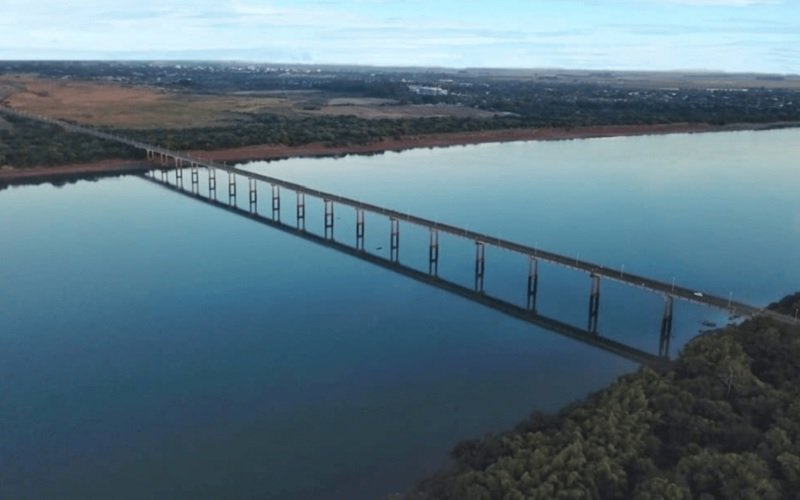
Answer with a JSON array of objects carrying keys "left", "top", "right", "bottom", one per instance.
[{"left": 142, "top": 172, "right": 671, "bottom": 369}]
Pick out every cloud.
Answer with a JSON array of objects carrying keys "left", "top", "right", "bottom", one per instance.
[{"left": 0, "top": 0, "right": 796, "bottom": 73}]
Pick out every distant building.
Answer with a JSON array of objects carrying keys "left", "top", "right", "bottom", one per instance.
[{"left": 408, "top": 84, "right": 449, "bottom": 96}]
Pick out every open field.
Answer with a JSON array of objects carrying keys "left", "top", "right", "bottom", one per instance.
[
  {"left": 0, "top": 75, "right": 294, "bottom": 128},
  {"left": 0, "top": 75, "right": 495, "bottom": 129}
]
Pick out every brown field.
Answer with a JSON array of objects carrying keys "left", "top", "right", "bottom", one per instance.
[
  {"left": 0, "top": 75, "right": 494, "bottom": 129},
  {"left": 0, "top": 75, "right": 290, "bottom": 128}
]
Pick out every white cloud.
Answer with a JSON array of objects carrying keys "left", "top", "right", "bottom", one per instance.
[{"left": 0, "top": 0, "right": 796, "bottom": 73}]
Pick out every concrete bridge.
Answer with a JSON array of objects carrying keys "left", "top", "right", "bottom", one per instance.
[{"left": 3, "top": 106, "right": 797, "bottom": 367}]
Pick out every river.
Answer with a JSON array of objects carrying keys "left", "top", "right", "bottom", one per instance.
[{"left": 1, "top": 129, "right": 798, "bottom": 499}]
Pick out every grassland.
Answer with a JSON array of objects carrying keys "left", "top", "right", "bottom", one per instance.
[{"left": 0, "top": 75, "right": 495, "bottom": 130}]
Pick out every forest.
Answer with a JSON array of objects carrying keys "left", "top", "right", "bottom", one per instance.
[
  {"left": 404, "top": 294, "right": 800, "bottom": 499},
  {"left": 0, "top": 114, "right": 140, "bottom": 167}
]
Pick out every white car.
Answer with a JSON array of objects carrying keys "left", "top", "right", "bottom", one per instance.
[{"left": 693, "top": 292, "right": 704, "bottom": 297}]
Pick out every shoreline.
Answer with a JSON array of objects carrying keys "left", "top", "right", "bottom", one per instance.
[
  {"left": 2, "top": 121, "right": 797, "bottom": 185},
  {"left": 187, "top": 121, "right": 781, "bottom": 164},
  {"left": 0, "top": 160, "right": 152, "bottom": 187}
]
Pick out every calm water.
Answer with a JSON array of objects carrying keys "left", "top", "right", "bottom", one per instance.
[{"left": 1, "top": 129, "right": 799, "bottom": 499}]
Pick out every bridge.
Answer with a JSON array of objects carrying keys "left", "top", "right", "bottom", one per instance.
[{"left": 3, "top": 106, "right": 797, "bottom": 368}]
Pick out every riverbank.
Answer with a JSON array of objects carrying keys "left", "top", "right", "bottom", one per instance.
[
  {"left": 405, "top": 294, "right": 800, "bottom": 499},
  {"left": 0, "top": 159, "right": 150, "bottom": 187},
  {"left": 2, "top": 121, "right": 797, "bottom": 184},
  {"left": 188, "top": 121, "right": 794, "bottom": 164}
]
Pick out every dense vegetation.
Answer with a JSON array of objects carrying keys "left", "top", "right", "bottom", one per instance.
[
  {"left": 0, "top": 114, "right": 139, "bottom": 167},
  {"left": 123, "top": 113, "right": 502, "bottom": 150},
  {"left": 405, "top": 301, "right": 800, "bottom": 499},
  {"left": 768, "top": 292, "right": 800, "bottom": 318}
]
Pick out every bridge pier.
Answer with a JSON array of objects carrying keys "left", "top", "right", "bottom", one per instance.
[
  {"left": 9, "top": 108, "right": 778, "bottom": 365},
  {"left": 659, "top": 295, "right": 674, "bottom": 358},
  {"left": 175, "top": 158, "right": 183, "bottom": 183},
  {"left": 249, "top": 178, "right": 258, "bottom": 213},
  {"left": 429, "top": 228, "right": 439, "bottom": 276},
  {"left": 228, "top": 171, "right": 237, "bottom": 204},
  {"left": 296, "top": 192, "right": 306, "bottom": 230},
  {"left": 527, "top": 257, "right": 539, "bottom": 312},
  {"left": 356, "top": 209, "right": 365, "bottom": 250},
  {"left": 191, "top": 164, "right": 199, "bottom": 193},
  {"left": 208, "top": 167, "right": 217, "bottom": 199},
  {"left": 324, "top": 200, "right": 334, "bottom": 239},
  {"left": 272, "top": 185, "right": 281, "bottom": 220},
  {"left": 588, "top": 274, "right": 601, "bottom": 334},
  {"left": 390, "top": 218, "right": 400, "bottom": 263},
  {"left": 475, "top": 241, "right": 485, "bottom": 293}
]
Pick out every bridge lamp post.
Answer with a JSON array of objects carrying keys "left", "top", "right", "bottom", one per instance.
[{"left": 671, "top": 277, "right": 676, "bottom": 293}]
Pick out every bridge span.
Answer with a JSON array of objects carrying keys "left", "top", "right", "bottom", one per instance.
[{"left": 3, "top": 106, "right": 796, "bottom": 365}]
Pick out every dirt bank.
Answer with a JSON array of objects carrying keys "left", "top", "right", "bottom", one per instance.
[
  {"left": 2, "top": 121, "right": 796, "bottom": 184},
  {"left": 187, "top": 122, "right": 783, "bottom": 164},
  {"left": 0, "top": 159, "right": 150, "bottom": 186}
]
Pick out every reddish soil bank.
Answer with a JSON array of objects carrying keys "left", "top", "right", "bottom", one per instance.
[
  {"left": 0, "top": 159, "right": 150, "bottom": 184},
  {"left": 189, "top": 122, "right": 760, "bottom": 164},
  {"left": 2, "top": 122, "right": 795, "bottom": 183}
]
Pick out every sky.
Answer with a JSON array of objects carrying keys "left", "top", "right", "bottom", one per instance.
[{"left": 1, "top": 0, "right": 798, "bottom": 74}]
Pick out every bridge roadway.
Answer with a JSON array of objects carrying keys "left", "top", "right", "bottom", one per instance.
[
  {"left": 143, "top": 174, "right": 671, "bottom": 369},
  {"left": 2, "top": 106, "right": 796, "bottom": 326}
]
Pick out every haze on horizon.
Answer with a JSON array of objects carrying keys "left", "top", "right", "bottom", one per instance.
[{"left": 2, "top": 0, "right": 798, "bottom": 75}]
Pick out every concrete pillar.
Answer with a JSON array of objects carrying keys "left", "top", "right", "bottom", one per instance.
[
  {"left": 659, "top": 295, "right": 674, "bottom": 358},
  {"left": 474, "top": 241, "right": 485, "bottom": 293},
  {"left": 228, "top": 171, "right": 236, "bottom": 203},
  {"left": 324, "top": 200, "right": 334, "bottom": 239},
  {"left": 428, "top": 228, "right": 439, "bottom": 276},
  {"left": 296, "top": 192, "right": 306, "bottom": 230},
  {"left": 208, "top": 167, "right": 217, "bottom": 199},
  {"left": 390, "top": 218, "right": 400, "bottom": 263},
  {"left": 272, "top": 184, "right": 280, "bottom": 220},
  {"left": 191, "top": 164, "right": 199, "bottom": 192},
  {"left": 356, "top": 209, "right": 365, "bottom": 250},
  {"left": 588, "top": 274, "right": 601, "bottom": 334},
  {"left": 527, "top": 257, "right": 539, "bottom": 312},
  {"left": 249, "top": 178, "right": 257, "bottom": 213}
]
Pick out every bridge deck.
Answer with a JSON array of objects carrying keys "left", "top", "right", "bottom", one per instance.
[
  {"left": 2, "top": 105, "right": 795, "bottom": 328},
  {"left": 144, "top": 175, "right": 671, "bottom": 369}
]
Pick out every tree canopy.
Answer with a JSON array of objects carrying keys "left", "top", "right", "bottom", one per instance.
[{"left": 405, "top": 298, "right": 800, "bottom": 500}]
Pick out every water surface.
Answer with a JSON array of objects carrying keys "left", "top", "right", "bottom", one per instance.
[{"left": 1, "top": 129, "right": 798, "bottom": 499}]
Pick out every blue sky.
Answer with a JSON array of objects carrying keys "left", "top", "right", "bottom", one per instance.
[{"left": 1, "top": 0, "right": 798, "bottom": 73}]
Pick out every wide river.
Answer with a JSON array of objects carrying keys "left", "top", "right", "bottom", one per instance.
[{"left": 1, "top": 129, "right": 799, "bottom": 499}]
